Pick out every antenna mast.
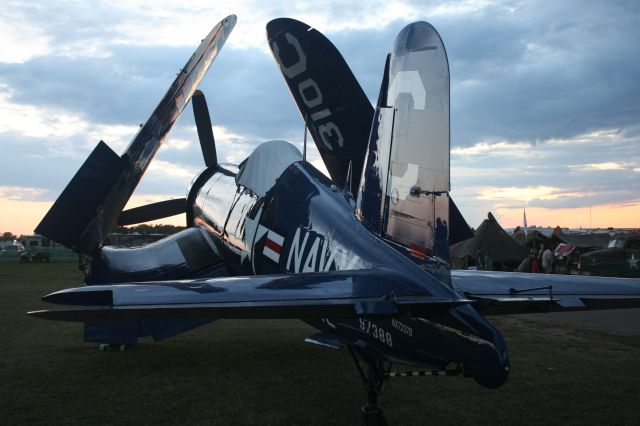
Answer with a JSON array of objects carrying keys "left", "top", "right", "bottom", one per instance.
[{"left": 302, "top": 113, "right": 308, "bottom": 165}]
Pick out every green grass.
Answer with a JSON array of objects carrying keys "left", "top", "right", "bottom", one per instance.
[{"left": 1, "top": 263, "right": 639, "bottom": 425}]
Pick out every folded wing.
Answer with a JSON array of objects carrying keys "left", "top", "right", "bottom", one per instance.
[
  {"left": 267, "top": 17, "right": 372, "bottom": 192},
  {"left": 35, "top": 15, "right": 236, "bottom": 253}
]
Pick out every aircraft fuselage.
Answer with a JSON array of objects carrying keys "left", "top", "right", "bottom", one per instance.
[{"left": 189, "top": 158, "right": 509, "bottom": 388}]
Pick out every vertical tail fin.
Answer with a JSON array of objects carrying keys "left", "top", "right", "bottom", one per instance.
[{"left": 356, "top": 22, "right": 450, "bottom": 260}]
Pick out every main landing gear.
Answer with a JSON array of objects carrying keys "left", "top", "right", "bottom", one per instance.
[
  {"left": 348, "top": 347, "right": 389, "bottom": 426},
  {"left": 347, "top": 346, "right": 466, "bottom": 425}
]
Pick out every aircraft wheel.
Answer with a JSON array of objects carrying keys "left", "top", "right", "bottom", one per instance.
[{"left": 361, "top": 405, "right": 387, "bottom": 426}]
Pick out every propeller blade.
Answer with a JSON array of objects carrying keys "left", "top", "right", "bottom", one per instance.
[
  {"left": 192, "top": 90, "right": 217, "bottom": 168},
  {"left": 117, "top": 198, "right": 187, "bottom": 226}
]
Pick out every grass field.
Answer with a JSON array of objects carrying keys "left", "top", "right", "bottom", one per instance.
[{"left": 2, "top": 262, "right": 639, "bottom": 425}]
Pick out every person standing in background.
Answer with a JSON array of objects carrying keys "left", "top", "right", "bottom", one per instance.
[
  {"left": 484, "top": 252, "right": 493, "bottom": 271},
  {"left": 475, "top": 247, "right": 484, "bottom": 270},
  {"left": 542, "top": 246, "right": 553, "bottom": 273}
]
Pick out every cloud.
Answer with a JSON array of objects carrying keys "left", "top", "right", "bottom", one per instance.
[
  {"left": 451, "top": 124, "right": 640, "bottom": 223},
  {"left": 161, "top": 138, "right": 192, "bottom": 151},
  {"left": 493, "top": 200, "right": 640, "bottom": 229},
  {"left": 0, "top": 1, "right": 424, "bottom": 58},
  {"left": 148, "top": 160, "right": 197, "bottom": 179},
  {"left": 477, "top": 185, "right": 584, "bottom": 203},
  {"left": 87, "top": 123, "right": 140, "bottom": 152},
  {"left": 0, "top": 45, "right": 187, "bottom": 125},
  {"left": 0, "top": 86, "right": 88, "bottom": 138},
  {"left": 0, "top": 185, "right": 48, "bottom": 201},
  {"left": 444, "top": 0, "right": 640, "bottom": 145},
  {"left": 568, "top": 162, "right": 629, "bottom": 171},
  {"left": 0, "top": 15, "right": 51, "bottom": 63},
  {"left": 452, "top": 140, "right": 540, "bottom": 159}
]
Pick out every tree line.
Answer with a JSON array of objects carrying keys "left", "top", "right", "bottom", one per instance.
[
  {"left": 1, "top": 224, "right": 185, "bottom": 241},
  {"left": 111, "top": 224, "right": 186, "bottom": 235}
]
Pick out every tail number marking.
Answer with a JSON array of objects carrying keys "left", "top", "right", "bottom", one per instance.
[{"left": 359, "top": 318, "right": 393, "bottom": 347}]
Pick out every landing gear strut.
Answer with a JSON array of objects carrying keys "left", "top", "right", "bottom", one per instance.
[{"left": 348, "top": 347, "right": 389, "bottom": 426}]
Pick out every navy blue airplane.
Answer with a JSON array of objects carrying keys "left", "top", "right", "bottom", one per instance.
[{"left": 29, "top": 15, "right": 640, "bottom": 425}]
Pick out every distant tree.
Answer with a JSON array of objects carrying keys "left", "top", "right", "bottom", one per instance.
[
  {"left": 133, "top": 224, "right": 153, "bottom": 234},
  {"left": 1, "top": 231, "right": 17, "bottom": 241},
  {"left": 112, "top": 226, "right": 128, "bottom": 234},
  {"left": 152, "top": 224, "right": 186, "bottom": 235},
  {"left": 111, "top": 224, "right": 185, "bottom": 235}
]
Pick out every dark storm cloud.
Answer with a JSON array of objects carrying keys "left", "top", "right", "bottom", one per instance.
[{"left": 438, "top": 0, "right": 640, "bottom": 145}]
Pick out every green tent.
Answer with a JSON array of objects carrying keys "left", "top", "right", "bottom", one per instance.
[{"left": 450, "top": 212, "right": 529, "bottom": 269}]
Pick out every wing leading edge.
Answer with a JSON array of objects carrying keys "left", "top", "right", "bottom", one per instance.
[
  {"left": 29, "top": 270, "right": 472, "bottom": 322},
  {"left": 452, "top": 270, "right": 640, "bottom": 315}
]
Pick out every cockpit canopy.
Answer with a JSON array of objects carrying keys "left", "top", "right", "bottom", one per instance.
[{"left": 235, "top": 140, "right": 302, "bottom": 196}]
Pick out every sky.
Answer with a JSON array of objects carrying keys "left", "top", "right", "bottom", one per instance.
[{"left": 1, "top": 0, "right": 639, "bottom": 236}]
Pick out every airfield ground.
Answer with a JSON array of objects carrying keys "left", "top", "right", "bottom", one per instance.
[{"left": 2, "top": 262, "right": 639, "bottom": 425}]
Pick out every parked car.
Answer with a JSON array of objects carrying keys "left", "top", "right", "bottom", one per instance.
[
  {"left": 578, "top": 235, "right": 640, "bottom": 277},
  {"left": 0, "top": 244, "right": 23, "bottom": 260},
  {"left": 19, "top": 249, "right": 50, "bottom": 263}
]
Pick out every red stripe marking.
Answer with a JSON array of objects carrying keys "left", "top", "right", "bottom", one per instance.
[
  {"left": 265, "top": 238, "right": 282, "bottom": 253},
  {"left": 410, "top": 243, "right": 427, "bottom": 259},
  {"left": 410, "top": 244, "right": 426, "bottom": 254}
]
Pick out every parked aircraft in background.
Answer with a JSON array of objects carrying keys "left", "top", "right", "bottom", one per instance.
[{"left": 29, "top": 15, "right": 640, "bottom": 425}]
